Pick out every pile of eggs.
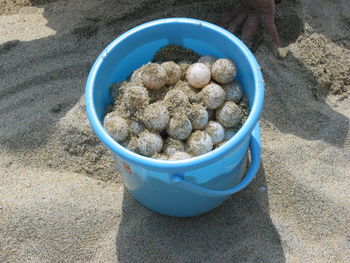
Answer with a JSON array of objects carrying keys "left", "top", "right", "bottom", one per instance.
[{"left": 104, "top": 55, "right": 246, "bottom": 161}]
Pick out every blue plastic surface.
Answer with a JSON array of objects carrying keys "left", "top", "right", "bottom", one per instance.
[
  {"left": 85, "top": 18, "right": 264, "bottom": 217},
  {"left": 171, "top": 125, "right": 261, "bottom": 197}
]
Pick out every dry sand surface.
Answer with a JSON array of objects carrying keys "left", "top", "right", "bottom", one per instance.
[{"left": 0, "top": 0, "right": 349, "bottom": 262}]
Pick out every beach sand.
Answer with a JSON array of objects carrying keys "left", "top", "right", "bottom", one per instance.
[{"left": 0, "top": 0, "right": 349, "bottom": 262}]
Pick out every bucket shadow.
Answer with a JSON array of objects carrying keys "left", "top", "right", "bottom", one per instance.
[{"left": 115, "top": 164, "right": 286, "bottom": 263}]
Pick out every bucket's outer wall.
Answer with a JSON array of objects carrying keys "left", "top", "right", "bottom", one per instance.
[
  {"left": 86, "top": 18, "right": 263, "bottom": 217},
  {"left": 114, "top": 148, "right": 248, "bottom": 217}
]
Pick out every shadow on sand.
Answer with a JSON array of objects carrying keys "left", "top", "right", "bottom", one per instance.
[{"left": 115, "top": 164, "right": 286, "bottom": 263}]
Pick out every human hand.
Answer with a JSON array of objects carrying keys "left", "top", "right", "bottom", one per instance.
[{"left": 220, "top": 0, "right": 280, "bottom": 48}]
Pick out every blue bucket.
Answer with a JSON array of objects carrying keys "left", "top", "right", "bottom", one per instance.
[{"left": 85, "top": 18, "right": 264, "bottom": 217}]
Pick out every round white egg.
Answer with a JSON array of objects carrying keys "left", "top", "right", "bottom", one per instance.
[
  {"left": 186, "top": 63, "right": 211, "bottom": 89},
  {"left": 204, "top": 121, "right": 225, "bottom": 144}
]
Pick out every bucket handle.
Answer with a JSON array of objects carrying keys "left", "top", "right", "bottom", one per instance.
[{"left": 170, "top": 125, "right": 261, "bottom": 197}]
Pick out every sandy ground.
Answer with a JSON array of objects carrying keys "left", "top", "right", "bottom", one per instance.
[{"left": 0, "top": 0, "right": 349, "bottom": 262}]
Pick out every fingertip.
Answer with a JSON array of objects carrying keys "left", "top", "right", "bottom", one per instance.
[
  {"left": 242, "top": 14, "right": 259, "bottom": 49},
  {"left": 261, "top": 14, "right": 280, "bottom": 49}
]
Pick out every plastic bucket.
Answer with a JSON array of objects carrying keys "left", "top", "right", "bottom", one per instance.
[{"left": 85, "top": 18, "right": 264, "bottom": 217}]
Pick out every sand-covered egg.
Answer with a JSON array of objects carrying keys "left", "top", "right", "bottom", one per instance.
[
  {"left": 223, "top": 81, "right": 243, "bottom": 103},
  {"left": 121, "top": 85, "right": 150, "bottom": 110},
  {"left": 163, "top": 138, "right": 185, "bottom": 156},
  {"left": 216, "top": 101, "right": 242, "bottom": 128},
  {"left": 188, "top": 104, "right": 209, "bottom": 130},
  {"left": 211, "top": 58, "right": 237, "bottom": 84},
  {"left": 164, "top": 89, "right": 189, "bottom": 113},
  {"left": 186, "top": 63, "right": 211, "bottom": 89},
  {"left": 141, "top": 63, "right": 167, "bottom": 90},
  {"left": 141, "top": 102, "right": 169, "bottom": 131},
  {"left": 201, "top": 83, "right": 226, "bottom": 110},
  {"left": 197, "top": 55, "right": 217, "bottom": 68},
  {"left": 167, "top": 113, "right": 192, "bottom": 140},
  {"left": 187, "top": 131, "right": 213, "bottom": 156},
  {"left": 205, "top": 121, "right": 225, "bottom": 144},
  {"left": 103, "top": 112, "right": 129, "bottom": 142},
  {"left": 173, "top": 80, "right": 201, "bottom": 103},
  {"left": 137, "top": 131, "right": 163, "bottom": 156},
  {"left": 168, "top": 151, "right": 191, "bottom": 161},
  {"left": 162, "top": 61, "right": 182, "bottom": 85}
]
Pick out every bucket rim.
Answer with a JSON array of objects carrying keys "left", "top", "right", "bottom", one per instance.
[{"left": 85, "top": 17, "right": 264, "bottom": 172}]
